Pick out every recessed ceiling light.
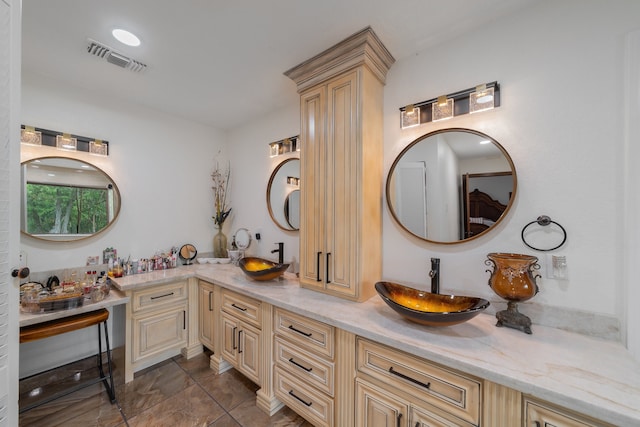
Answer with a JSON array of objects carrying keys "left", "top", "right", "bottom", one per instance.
[{"left": 112, "top": 29, "right": 140, "bottom": 47}]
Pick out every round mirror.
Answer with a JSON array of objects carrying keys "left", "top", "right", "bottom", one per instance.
[
  {"left": 386, "top": 128, "right": 516, "bottom": 244},
  {"left": 234, "top": 228, "right": 252, "bottom": 250},
  {"left": 179, "top": 244, "right": 197, "bottom": 265},
  {"left": 21, "top": 156, "right": 121, "bottom": 241},
  {"left": 267, "top": 158, "right": 300, "bottom": 231}
]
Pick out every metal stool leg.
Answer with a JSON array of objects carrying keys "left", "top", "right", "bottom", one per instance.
[{"left": 98, "top": 320, "right": 116, "bottom": 402}]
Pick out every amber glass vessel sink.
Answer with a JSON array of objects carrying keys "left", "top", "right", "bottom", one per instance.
[
  {"left": 239, "top": 257, "right": 290, "bottom": 281},
  {"left": 375, "top": 281, "right": 490, "bottom": 326}
]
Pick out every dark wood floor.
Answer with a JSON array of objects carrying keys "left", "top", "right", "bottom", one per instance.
[{"left": 19, "top": 347, "right": 314, "bottom": 427}]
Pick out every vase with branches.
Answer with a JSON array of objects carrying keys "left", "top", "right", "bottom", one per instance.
[{"left": 212, "top": 161, "right": 231, "bottom": 257}]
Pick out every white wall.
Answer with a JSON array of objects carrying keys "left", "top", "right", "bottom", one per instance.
[
  {"left": 226, "top": 104, "right": 301, "bottom": 269},
  {"left": 228, "top": 0, "right": 640, "bottom": 349},
  {"left": 20, "top": 72, "right": 226, "bottom": 271}
]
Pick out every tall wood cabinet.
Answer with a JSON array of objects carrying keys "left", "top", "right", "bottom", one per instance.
[{"left": 285, "top": 26, "right": 394, "bottom": 302}]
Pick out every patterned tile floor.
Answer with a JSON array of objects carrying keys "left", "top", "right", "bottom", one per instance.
[{"left": 19, "top": 348, "right": 314, "bottom": 427}]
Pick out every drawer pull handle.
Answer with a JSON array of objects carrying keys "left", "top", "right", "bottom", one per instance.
[
  {"left": 150, "top": 292, "right": 174, "bottom": 300},
  {"left": 208, "top": 291, "right": 213, "bottom": 311},
  {"left": 288, "top": 357, "right": 312, "bottom": 372},
  {"left": 288, "top": 325, "right": 312, "bottom": 337},
  {"left": 326, "top": 252, "right": 331, "bottom": 283},
  {"left": 316, "top": 252, "right": 322, "bottom": 282},
  {"left": 231, "top": 303, "right": 247, "bottom": 312},
  {"left": 396, "top": 412, "right": 402, "bottom": 427},
  {"left": 238, "top": 330, "right": 243, "bottom": 354},
  {"left": 232, "top": 326, "right": 238, "bottom": 350},
  {"left": 389, "top": 366, "right": 431, "bottom": 390},
  {"left": 288, "top": 390, "right": 312, "bottom": 407}
]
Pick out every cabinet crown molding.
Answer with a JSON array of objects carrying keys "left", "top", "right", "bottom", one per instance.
[{"left": 284, "top": 26, "right": 395, "bottom": 92}]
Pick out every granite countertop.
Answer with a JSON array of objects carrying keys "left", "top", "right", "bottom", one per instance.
[
  {"left": 19, "top": 288, "right": 130, "bottom": 327},
  {"left": 113, "top": 264, "right": 640, "bottom": 426}
]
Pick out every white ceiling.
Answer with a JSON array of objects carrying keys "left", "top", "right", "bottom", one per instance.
[{"left": 22, "top": 0, "right": 534, "bottom": 131}]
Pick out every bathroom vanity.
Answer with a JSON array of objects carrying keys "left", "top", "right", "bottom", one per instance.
[{"left": 112, "top": 263, "right": 639, "bottom": 427}]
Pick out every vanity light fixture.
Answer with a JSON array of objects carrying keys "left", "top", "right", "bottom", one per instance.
[
  {"left": 269, "top": 135, "right": 299, "bottom": 157},
  {"left": 287, "top": 176, "right": 300, "bottom": 186},
  {"left": 20, "top": 126, "right": 42, "bottom": 145},
  {"left": 432, "top": 95, "right": 454, "bottom": 122},
  {"left": 399, "top": 81, "right": 500, "bottom": 129},
  {"left": 21, "top": 125, "right": 110, "bottom": 155},
  {"left": 56, "top": 134, "right": 77, "bottom": 151}
]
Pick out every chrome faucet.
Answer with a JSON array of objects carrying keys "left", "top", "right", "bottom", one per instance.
[
  {"left": 429, "top": 257, "right": 440, "bottom": 294},
  {"left": 271, "top": 242, "right": 284, "bottom": 264}
]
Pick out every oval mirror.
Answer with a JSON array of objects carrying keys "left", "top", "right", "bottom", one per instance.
[
  {"left": 267, "top": 158, "right": 300, "bottom": 231},
  {"left": 20, "top": 156, "right": 121, "bottom": 241},
  {"left": 386, "top": 128, "right": 516, "bottom": 244}
]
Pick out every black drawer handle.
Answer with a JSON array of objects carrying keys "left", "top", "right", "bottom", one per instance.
[
  {"left": 232, "top": 326, "right": 238, "bottom": 350},
  {"left": 396, "top": 413, "right": 402, "bottom": 427},
  {"left": 326, "top": 252, "right": 331, "bottom": 284},
  {"left": 288, "top": 390, "right": 312, "bottom": 407},
  {"left": 150, "top": 292, "right": 174, "bottom": 300},
  {"left": 231, "top": 303, "right": 247, "bottom": 312},
  {"left": 288, "top": 325, "right": 312, "bottom": 337},
  {"left": 389, "top": 366, "right": 431, "bottom": 390},
  {"left": 208, "top": 291, "right": 213, "bottom": 311},
  {"left": 238, "top": 330, "right": 243, "bottom": 354},
  {"left": 288, "top": 357, "right": 312, "bottom": 372},
  {"left": 316, "top": 252, "right": 322, "bottom": 282}
]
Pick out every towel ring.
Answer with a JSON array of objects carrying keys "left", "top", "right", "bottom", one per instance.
[{"left": 521, "top": 215, "right": 567, "bottom": 251}]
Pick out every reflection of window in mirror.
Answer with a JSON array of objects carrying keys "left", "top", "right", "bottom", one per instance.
[{"left": 21, "top": 157, "right": 121, "bottom": 241}]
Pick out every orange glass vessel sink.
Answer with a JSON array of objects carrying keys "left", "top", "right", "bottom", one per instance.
[
  {"left": 239, "top": 257, "right": 289, "bottom": 281},
  {"left": 375, "top": 281, "right": 490, "bottom": 326}
]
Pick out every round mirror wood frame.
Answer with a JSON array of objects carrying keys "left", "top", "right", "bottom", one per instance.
[
  {"left": 386, "top": 128, "right": 517, "bottom": 244},
  {"left": 266, "top": 158, "right": 300, "bottom": 231},
  {"left": 21, "top": 156, "right": 121, "bottom": 242}
]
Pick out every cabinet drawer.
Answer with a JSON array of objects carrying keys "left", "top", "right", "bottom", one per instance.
[
  {"left": 132, "top": 281, "right": 188, "bottom": 312},
  {"left": 274, "top": 366, "right": 334, "bottom": 427},
  {"left": 274, "top": 307, "right": 334, "bottom": 358},
  {"left": 524, "top": 397, "right": 614, "bottom": 427},
  {"left": 221, "top": 288, "right": 262, "bottom": 328},
  {"left": 357, "top": 338, "right": 481, "bottom": 426},
  {"left": 274, "top": 336, "right": 335, "bottom": 396}
]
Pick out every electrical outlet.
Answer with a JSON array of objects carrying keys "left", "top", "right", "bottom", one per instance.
[{"left": 546, "top": 254, "right": 568, "bottom": 280}]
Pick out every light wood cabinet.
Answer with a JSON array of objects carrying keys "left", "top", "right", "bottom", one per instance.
[
  {"left": 273, "top": 308, "right": 337, "bottom": 426},
  {"left": 198, "top": 280, "right": 215, "bottom": 351},
  {"left": 126, "top": 281, "right": 188, "bottom": 381},
  {"left": 285, "top": 27, "right": 394, "bottom": 302},
  {"left": 219, "top": 288, "right": 263, "bottom": 385},
  {"left": 355, "top": 337, "right": 481, "bottom": 427},
  {"left": 523, "top": 397, "right": 615, "bottom": 427}
]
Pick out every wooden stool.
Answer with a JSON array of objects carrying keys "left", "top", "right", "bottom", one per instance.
[{"left": 19, "top": 308, "right": 116, "bottom": 412}]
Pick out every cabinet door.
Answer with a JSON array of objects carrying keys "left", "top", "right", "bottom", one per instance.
[
  {"left": 237, "top": 322, "right": 261, "bottom": 385},
  {"left": 198, "top": 281, "right": 215, "bottom": 350},
  {"left": 324, "top": 70, "right": 358, "bottom": 297},
  {"left": 132, "top": 305, "right": 187, "bottom": 363},
  {"left": 299, "top": 84, "right": 326, "bottom": 289},
  {"left": 221, "top": 311, "right": 239, "bottom": 365},
  {"left": 356, "top": 379, "right": 408, "bottom": 427}
]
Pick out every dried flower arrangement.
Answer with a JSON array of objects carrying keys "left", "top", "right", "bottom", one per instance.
[{"left": 211, "top": 161, "right": 231, "bottom": 227}]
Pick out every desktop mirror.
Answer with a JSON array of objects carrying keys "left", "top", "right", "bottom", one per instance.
[
  {"left": 20, "top": 156, "right": 121, "bottom": 241},
  {"left": 386, "top": 128, "right": 516, "bottom": 244}
]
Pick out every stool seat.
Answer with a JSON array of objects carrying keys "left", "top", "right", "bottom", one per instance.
[
  {"left": 19, "top": 308, "right": 116, "bottom": 413},
  {"left": 20, "top": 309, "right": 110, "bottom": 343}
]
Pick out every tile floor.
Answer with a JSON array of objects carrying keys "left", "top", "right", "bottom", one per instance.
[{"left": 19, "top": 347, "right": 314, "bottom": 427}]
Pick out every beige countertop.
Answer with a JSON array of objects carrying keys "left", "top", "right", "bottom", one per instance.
[{"left": 113, "top": 264, "right": 640, "bottom": 426}]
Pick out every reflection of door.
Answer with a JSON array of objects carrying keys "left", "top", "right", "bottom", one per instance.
[
  {"left": 462, "top": 172, "right": 511, "bottom": 238},
  {"left": 396, "top": 161, "right": 427, "bottom": 238}
]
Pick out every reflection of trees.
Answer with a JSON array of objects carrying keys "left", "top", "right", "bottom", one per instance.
[{"left": 27, "top": 183, "right": 108, "bottom": 235}]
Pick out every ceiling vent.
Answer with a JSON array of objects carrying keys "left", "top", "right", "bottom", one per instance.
[{"left": 87, "top": 39, "right": 147, "bottom": 73}]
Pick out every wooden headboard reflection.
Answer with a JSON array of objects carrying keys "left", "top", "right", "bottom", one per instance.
[{"left": 465, "top": 189, "right": 507, "bottom": 237}]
